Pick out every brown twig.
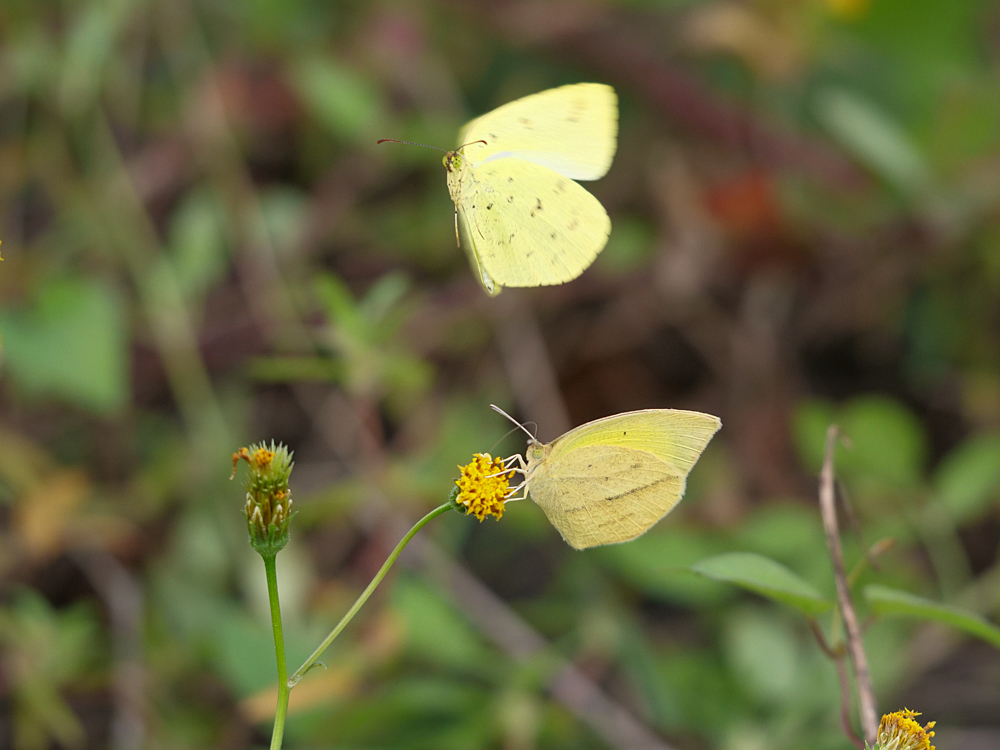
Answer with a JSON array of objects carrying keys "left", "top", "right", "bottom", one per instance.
[
  {"left": 819, "top": 425, "right": 878, "bottom": 744},
  {"left": 806, "top": 619, "right": 862, "bottom": 749},
  {"left": 833, "top": 656, "right": 865, "bottom": 749}
]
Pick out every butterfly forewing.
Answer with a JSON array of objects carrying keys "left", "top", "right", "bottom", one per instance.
[
  {"left": 547, "top": 410, "right": 722, "bottom": 474},
  {"left": 460, "top": 83, "right": 617, "bottom": 181},
  {"left": 458, "top": 159, "right": 610, "bottom": 288}
]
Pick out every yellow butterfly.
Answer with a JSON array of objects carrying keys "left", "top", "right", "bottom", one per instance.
[
  {"left": 495, "top": 405, "right": 721, "bottom": 549},
  {"left": 381, "top": 83, "right": 617, "bottom": 295}
]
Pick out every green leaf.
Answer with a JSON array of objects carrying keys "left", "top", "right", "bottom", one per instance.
[
  {"left": 167, "top": 188, "right": 228, "bottom": 300},
  {"left": 814, "top": 88, "right": 931, "bottom": 193},
  {"left": 600, "top": 530, "right": 730, "bottom": 605},
  {"left": 291, "top": 56, "right": 383, "bottom": 142},
  {"left": 933, "top": 432, "right": 1000, "bottom": 523},
  {"left": 690, "top": 553, "right": 832, "bottom": 616},
  {"left": 0, "top": 277, "right": 128, "bottom": 413},
  {"left": 865, "top": 584, "right": 1000, "bottom": 649},
  {"left": 838, "top": 396, "right": 927, "bottom": 488}
]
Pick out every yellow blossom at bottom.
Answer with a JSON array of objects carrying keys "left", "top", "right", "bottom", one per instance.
[
  {"left": 455, "top": 453, "right": 513, "bottom": 521},
  {"left": 874, "top": 709, "right": 935, "bottom": 750}
]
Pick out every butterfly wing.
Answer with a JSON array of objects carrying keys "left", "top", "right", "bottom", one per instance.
[
  {"left": 528, "top": 410, "right": 721, "bottom": 549},
  {"left": 459, "top": 83, "right": 618, "bottom": 181},
  {"left": 457, "top": 159, "right": 611, "bottom": 289},
  {"left": 547, "top": 410, "right": 722, "bottom": 470}
]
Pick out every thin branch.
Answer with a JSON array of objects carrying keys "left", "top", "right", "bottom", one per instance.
[
  {"left": 806, "top": 618, "right": 837, "bottom": 660},
  {"left": 833, "top": 656, "right": 865, "bottom": 750},
  {"left": 806, "top": 618, "right": 862, "bottom": 749},
  {"left": 819, "top": 425, "right": 878, "bottom": 744}
]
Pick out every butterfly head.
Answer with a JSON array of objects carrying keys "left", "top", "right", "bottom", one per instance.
[
  {"left": 443, "top": 150, "right": 463, "bottom": 173},
  {"left": 524, "top": 439, "right": 550, "bottom": 475}
]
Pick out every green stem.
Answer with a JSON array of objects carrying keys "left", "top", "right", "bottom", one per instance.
[
  {"left": 264, "top": 554, "right": 290, "bottom": 750},
  {"left": 288, "top": 503, "right": 452, "bottom": 687}
]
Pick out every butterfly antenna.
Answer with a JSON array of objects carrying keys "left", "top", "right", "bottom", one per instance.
[
  {"left": 490, "top": 404, "right": 536, "bottom": 441},
  {"left": 457, "top": 139, "right": 488, "bottom": 150},
  {"left": 376, "top": 138, "right": 447, "bottom": 153}
]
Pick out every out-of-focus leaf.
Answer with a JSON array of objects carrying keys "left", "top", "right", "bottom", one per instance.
[
  {"left": 392, "top": 575, "right": 489, "bottom": 670},
  {"left": 793, "top": 397, "right": 926, "bottom": 488},
  {"left": 0, "top": 591, "right": 102, "bottom": 750},
  {"left": 864, "top": 584, "right": 1000, "bottom": 649},
  {"left": 291, "top": 57, "right": 383, "bottom": 143},
  {"left": 723, "top": 607, "right": 800, "bottom": 703},
  {"left": 838, "top": 396, "right": 926, "bottom": 487},
  {"left": 734, "top": 505, "right": 832, "bottom": 591},
  {"left": 167, "top": 188, "right": 228, "bottom": 301},
  {"left": 691, "top": 552, "right": 832, "bottom": 616},
  {"left": 790, "top": 399, "right": 836, "bottom": 473},
  {"left": 815, "top": 88, "right": 931, "bottom": 192},
  {"left": 599, "top": 530, "right": 730, "bottom": 605},
  {"left": 315, "top": 274, "right": 362, "bottom": 337},
  {"left": 0, "top": 277, "right": 129, "bottom": 413},
  {"left": 257, "top": 187, "right": 308, "bottom": 254},
  {"left": 59, "top": 0, "right": 131, "bottom": 114},
  {"left": 932, "top": 432, "right": 1000, "bottom": 523}
]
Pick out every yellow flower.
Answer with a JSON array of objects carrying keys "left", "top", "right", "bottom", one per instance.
[
  {"left": 875, "top": 709, "right": 936, "bottom": 750},
  {"left": 455, "top": 453, "right": 513, "bottom": 521}
]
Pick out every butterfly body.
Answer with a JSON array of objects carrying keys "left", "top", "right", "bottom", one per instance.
[
  {"left": 446, "top": 83, "right": 618, "bottom": 295},
  {"left": 522, "top": 409, "right": 721, "bottom": 549}
]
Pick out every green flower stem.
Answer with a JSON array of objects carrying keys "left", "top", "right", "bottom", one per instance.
[
  {"left": 264, "top": 554, "right": 290, "bottom": 750},
  {"left": 288, "top": 503, "right": 452, "bottom": 687}
]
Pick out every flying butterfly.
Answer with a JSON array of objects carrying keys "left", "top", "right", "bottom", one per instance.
[
  {"left": 379, "top": 83, "right": 618, "bottom": 295},
  {"left": 495, "top": 405, "right": 721, "bottom": 549}
]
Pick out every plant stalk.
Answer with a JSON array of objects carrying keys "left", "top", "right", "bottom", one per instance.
[
  {"left": 288, "top": 503, "right": 451, "bottom": 687},
  {"left": 264, "top": 554, "right": 290, "bottom": 750}
]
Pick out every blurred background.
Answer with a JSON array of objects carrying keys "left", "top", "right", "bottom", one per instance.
[{"left": 2, "top": 0, "right": 1000, "bottom": 748}]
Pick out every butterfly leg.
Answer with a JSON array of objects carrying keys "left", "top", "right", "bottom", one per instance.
[{"left": 453, "top": 208, "right": 460, "bottom": 247}]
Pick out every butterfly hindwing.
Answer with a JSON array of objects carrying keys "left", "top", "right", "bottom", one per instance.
[
  {"left": 457, "top": 159, "right": 610, "bottom": 288},
  {"left": 528, "top": 444, "right": 685, "bottom": 549}
]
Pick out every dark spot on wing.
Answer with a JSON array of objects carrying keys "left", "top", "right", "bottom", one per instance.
[
  {"left": 518, "top": 117, "right": 533, "bottom": 129},
  {"left": 508, "top": 176, "right": 514, "bottom": 183},
  {"left": 550, "top": 232, "right": 557, "bottom": 239},
  {"left": 554, "top": 180, "right": 566, "bottom": 194},
  {"left": 508, "top": 195, "right": 514, "bottom": 203},
  {"left": 568, "top": 219, "right": 579, "bottom": 230},
  {"left": 536, "top": 198, "right": 543, "bottom": 210},
  {"left": 486, "top": 203, "right": 493, "bottom": 210},
  {"left": 567, "top": 97, "right": 586, "bottom": 123}
]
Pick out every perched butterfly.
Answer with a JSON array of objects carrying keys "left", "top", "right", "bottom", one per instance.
[
  {"left": 380, "top": 83, "right": 618, "bottom": 295},
  {"left": 496, "top": 405, "right": 721, "bottom": 549}
]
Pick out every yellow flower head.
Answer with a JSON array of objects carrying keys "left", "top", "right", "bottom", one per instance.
[
  {"left": 875, "top": 709, "right": 936, "bottom": 750},
  {"left": 455, "top": 453, "right": 513, "bottom": 521}
]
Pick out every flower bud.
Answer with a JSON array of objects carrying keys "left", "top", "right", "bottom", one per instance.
[{"left": 231, "top": 441, "right": 295, "bottom": 557}]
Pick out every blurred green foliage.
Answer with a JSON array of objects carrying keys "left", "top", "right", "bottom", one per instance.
[{"left": 2, "top": 0, "right": 1000, "bottom": 748}]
